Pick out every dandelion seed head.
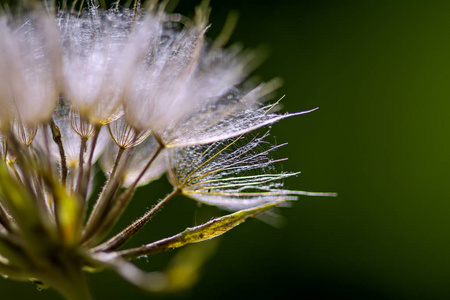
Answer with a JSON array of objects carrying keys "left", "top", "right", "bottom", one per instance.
[{"left": 0, "top": 2, "right": 334, "bottom": 297}]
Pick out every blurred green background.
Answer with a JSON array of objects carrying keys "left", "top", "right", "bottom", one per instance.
[{"left": 1, "top": 0, "right": 450, "bottom": 299}]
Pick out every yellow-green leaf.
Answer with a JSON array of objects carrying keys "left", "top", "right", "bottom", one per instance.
[{"left": 117, "top": 200, "right": 284, "bottom": 259}]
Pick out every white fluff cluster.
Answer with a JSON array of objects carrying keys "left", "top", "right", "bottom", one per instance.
[
  {"left": 0, "top": 6, "right": 315, "bottom": 201},
  {"left": 0, "top": 14, "right": 60, "bottom": 127}
]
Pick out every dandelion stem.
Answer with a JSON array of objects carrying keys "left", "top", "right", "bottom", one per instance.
[
  {"left": 49, "top": 119, "right": 68, "bottom": 185},
  {"left": 93, "top": 188, "right": 180, "bottom": 252},
  {"left": 8, "top": 163, "right": 23, "bottom": 185},
  {"left": 30, "top": 164, "right": 52, "bottom": 219},
  {"left": 110, "top": 147, "right": 125, "bottom": 180},
  {"left": 82, "top": 145, "right": 163, "bottom": 247},
  {"left": 81, "top": 124, "right": 101, "bottom": 201},
  {"left": 0, "top": 138, "right": 5, "bottom": 162},
  {"left": 41, "top": 124, "right": 53, "bottom": 175},
  {"left": 91, "top": 132, "right": 140, "bottom": 220},
  {"left": 0, "top": 203, "right": 13, "bottom": 233},
  {"left": 129, "top": 144, "right": 163, "bottom": 191},
  {"left": 82, "top": 146, "right": 125, "bottom": 239},
  {"left": 5, "top": 131, "right": 51, "bottom": 219},
  {"left": 75, "top": 136, "right": 88, "bottom": 196},
  {"left": 69, "top": 165, "right": 76, "bottom": 193}
]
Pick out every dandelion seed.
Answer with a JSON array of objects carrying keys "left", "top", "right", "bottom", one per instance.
[
  {"left": 167, "top": 131, "right": 335, "bottom": 211},
  {"left": 107, "top": 116, "right": 152, "bottom": 150}
]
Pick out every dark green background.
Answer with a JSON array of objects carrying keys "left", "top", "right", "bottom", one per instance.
[{"left": 1, "top": 0, "right": 450, "bottom": 299}]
